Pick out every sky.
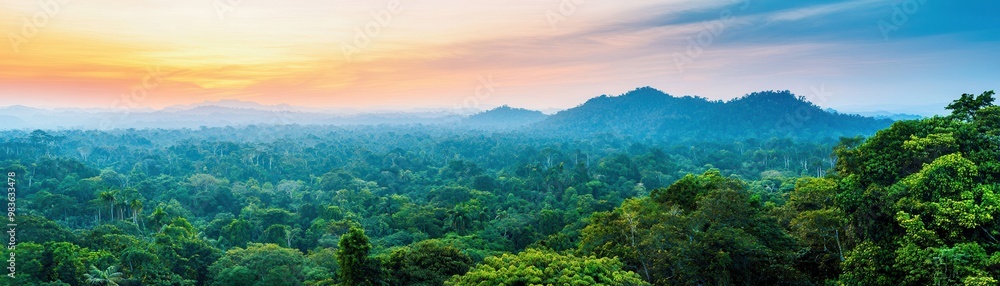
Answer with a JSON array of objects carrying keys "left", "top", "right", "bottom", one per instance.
[{"left": 1, "top": 0, "right": 998, "bottom": 115}]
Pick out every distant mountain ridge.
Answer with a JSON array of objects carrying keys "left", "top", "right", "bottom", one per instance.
[
  {"left": 0, "top": 87, "right": 895, "bottom": 138},
  {"left": 462, "top": 106, "right": 548, "bottom": 129},
  {"left": 164, "top": 99, "right": 296, "bottom": 112},
  {"left": 850, "top": 111, "right": 924, "bottom": 121},
  {"left": 0, "top": 105, "right": 463, "bottom": 130},
  {"left": 535, "top": 87, "right": 893, "bottom": 140}
]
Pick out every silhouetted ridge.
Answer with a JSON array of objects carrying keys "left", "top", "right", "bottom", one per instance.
[
  {"left": 463, "top": 105, "right": 547, "bottom": 129},
  {"left": 536, "top": 87, "right": 892, "bottom": 141}
]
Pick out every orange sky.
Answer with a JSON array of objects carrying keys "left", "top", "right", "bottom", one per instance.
[
  {"left": 1, "top": 0, "right": 652, "bottom": 110},
  {"left": 2, "top": 0, "right": 998, "bottom": 113}
]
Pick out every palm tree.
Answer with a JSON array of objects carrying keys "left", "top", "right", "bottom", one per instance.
[
  {"left": 84, "top": 265, "right": 124, "bottom": 286},
  {"left": 110, "top": 190, "right": 120, "bottom": 220},
  {"left": 446, "top": 208, "right": 471, "bottom": 234},
  {"left": 91, "top": 199, "right": 103, "bottom": 223},
  {"left": 150, "top": 206, "right": 167, "bottom": 230},
  {"left": 129, "top": 199, "right": 143, "bottom": 225},
  {"left": 98, "top": 191, "right": 115, "bottom": 222}
]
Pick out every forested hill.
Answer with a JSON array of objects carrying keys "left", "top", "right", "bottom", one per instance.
[
  {"left": 535, "top": 87, "right": 893, "bottom": 140},
  {"left": 462, "top": 105, "right": 548, "bottom": 129},
  {"left": 1, "top": 87, "right": 892, "bottom": 135}
]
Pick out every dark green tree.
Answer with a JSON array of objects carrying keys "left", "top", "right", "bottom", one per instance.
[
  {"left": 223, "top": 219, "right": 253, "bottom": 248},
  {"left": 337, "top": 226, "right": 383, "bottom": 286},
  {"left": 209, "top": 243, "right": 326, "bottom": 286},
  {"left": 383, "top": 239, "right": 472, "bottom": 286}
]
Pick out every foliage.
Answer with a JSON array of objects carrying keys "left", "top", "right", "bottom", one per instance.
[
  {"left": 382, "top": 239, "right": 473, "bottom": 286},
  {"left": 337, "top": 226, "right": 384, "bottom": 286},
  {"left": 208, "top": 243, "right": 329, "bottom": 286},
  {"left": 835, "top": 90, "right": 1000, "bottom": 285},
  {"left": 445, "top": 248, "right": 649, "bottom": 286},
  {"left": 582, "top": 170, "right": 807, "bottom": 285},
  {"left": 83, "top": 265, "right": 124, "bottom": 286},
  {"left": 11, "top": 92, "right": 995, "bottom": 285}
]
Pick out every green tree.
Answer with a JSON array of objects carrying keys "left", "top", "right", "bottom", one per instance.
[
  {"left": 153, "top": 217, "right": 222, "bottom": 284},
  {"left": 16, "top": 214, "right": 76, "bottom": 244},
  {"left": 98, "top": 190, "right": 116, "bottom": 222},
  {"left": 223, "top": 219, "right": 253, "bottom": 248},
  {"left": 775, "top": 177, "right": 847, "bottom": 283},
  {"left": 129, "top": 199, "right": 143, "bottom": 227},
  {"left": 946, "top": 90, "right": 995, "bottom": 121},
  {"left": 52, "top": 243, "right": 97, "bottom": 285},
  {"left": 208, "top": 243, "right": 324, "bottom": 286},
  {"left": 24, "top": 241, "right": 115, "bottom": 285},
  {"left": 582, "top": 169, "right": 805, "bottom": 285},
  {"left": 836, "top": 91, "right": 1000, "bottom": 285},
  {"left": 84, "top": 265, "right": 124, "bottom": 286},
  {"left": 148, "top": 206, "right": 168, "bottom": 230},
  {"left": 445, "top": 248, "right": 649, "bottom": 286},
  {"left": 262, "top": 224, "right": 291, "bottom": 247},
  {"left": 649, "top": 169, "right": 742, "bottom": 211},
  {"left": 445, "top": 207, "right": 472, "bottom": 235},
  {"left": 119, "top": 246, "right": 161, "bottom": 284},
  {"left": 337, "top": 226, "right": 383, "bottom": 286},
  {"left": 383, "top": 239, "right": 473, "bottom": 286}
]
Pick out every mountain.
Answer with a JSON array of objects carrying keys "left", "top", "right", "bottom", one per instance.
[
  {"left": 835, "top": 103, "right": 950, "bottom": 117},
  {"left": 851, "top": 111, "right": 924, "bottom": 121},
  {"left": 0, "top": 87, "right": 895, "bottom": 135},
  {"left": 163, "top": 99, "right": 297, "bottom": 112},
  {"left": 535, "top": 87, "right": 893, "bottom": 140},
  {"left": 0, "top": 105, "right": 463, "bottom": 130},
  {"left": 463, "top": 106, "right": 548, "bottom": 129}
]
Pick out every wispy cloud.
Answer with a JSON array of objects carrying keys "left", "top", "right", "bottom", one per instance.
[
  {"left": 762, "top": 0, "right": 880, "bottom": 22},
  {"left": 0, "top": 0, "right": 997, "bottom": 111}
]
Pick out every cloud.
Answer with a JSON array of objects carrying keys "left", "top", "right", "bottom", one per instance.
[
  {"left": 762, "top": 0, "right": 879, "bottom": 22},
  {"left": 0, "top": 0, "right": 997, "bottom": 110}
]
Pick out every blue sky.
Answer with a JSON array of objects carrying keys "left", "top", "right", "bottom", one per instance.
[
  {"left": 1, "top": 0, "right": 997, "bottom": 115},
  {"left": 615, "top": 0, "right": 1000, "bottom": 115}
]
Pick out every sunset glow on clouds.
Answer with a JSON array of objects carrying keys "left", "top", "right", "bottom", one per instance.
[{"left": 1, "top": 0, "right": 998, "bottom": 113}]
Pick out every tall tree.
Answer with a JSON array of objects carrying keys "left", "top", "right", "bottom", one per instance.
[
  {"left": 336, "top": 226, "right": 382, "bottom": 286},
  {"left": 98, "top": 190, "right": 116, "bottom": 222},
  {"left": 129, "top": 199, "right": 143, "bottom": 227}
]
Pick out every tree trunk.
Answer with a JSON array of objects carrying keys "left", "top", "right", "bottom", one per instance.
[{"left": 835, "top": 229, "right": 845, "bottom": 262}]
